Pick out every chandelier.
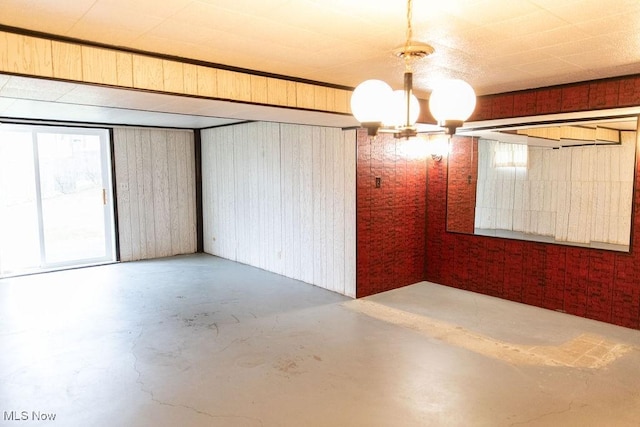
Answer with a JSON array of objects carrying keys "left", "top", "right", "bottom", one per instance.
[{"left": 350, "top": 0, "right": 476, "bottom": 138}]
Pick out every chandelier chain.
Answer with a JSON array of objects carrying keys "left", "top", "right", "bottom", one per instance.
[{"left": 404, "top": 0, "right": 414, "bottom": 70}]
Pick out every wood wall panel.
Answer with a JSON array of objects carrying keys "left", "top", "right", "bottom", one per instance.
[
  {"left": 313, "top": 86, "right": 327, "bottom": 111},
  {"left": 1, "top": 33, "right": 53, "bottom": 77},
  {"left": 167, "top": 131, "right": 180, "bottom": 256},
  {"left": 286, "top": 81, "right": 298, "bottom": 107},
  {"left": 184, "top": 131, "right": 196, "bottom": 255},
  {"left": 132, "top": 55, "right": 164, "bottom": 91},
  {"left": 113, "top": 128, "right": 133, "bottom": 261},
  {"left": 113, "top": 127, "right": 196, "bottom": 262},
  {"left": 162, "top": 59, "right": 184, "bottom": 93},
  {"left": 116, "top": 52, "right": 133, "bottom": 87},
  {"left": 150, "top": 129, "right": 171, "bottom": 257},
  {"left": 201, "top": 122, "right": 356, "bottom": 296},
  {"left": 196, "top": 66, "right": 217, "bottom": 98},
  {"left": 332, "top": 127, "right": 346, "bottom": 293},
  {"left": 140, "top": 129, "right": 157, "bottom": 257},
  {"left": 51, "top": 41, "right": 82, "bottom": 80},
  {"left": 202, "top": 126, "right": 235, "bottom": 259},
  {"left": 311, "top": 127, "right": 326, "bottom": 288},
  {"left": 0, "top": 32, "right": 8, "bottom": 71},
  {"left": 323, "top": 126, "right": 335, "bottom": 292},
  {"left": 280, "top": 124, "right": 299, "bottom": 278},
  {"left": 343, "top": 130, "right": 357, "bottom": 297},
  {"left": 1, "top": 29, "right": 351, "bottom": 114},
  {"left": 332, "top": 89, "right": 350, "bottom": 114},
  {"left": 217, "top": 69, "right": 251, "bottom": 102},
  {"left": 81, "top": 46, "right": 118, "bottom": 85},
  {"left": 298, "top": 125, "right": 314, "bottom": 284},
  {"left": 255, "top": 122, "right": 282, "bottom": 271},
  {"left": 267, "top": 78, "right": 289, "bottom": 106},
  {"left": 232, "top": 124, "right": 257, "bottom": 266},
  {"left": 182, "top": 63, "right": 199, "bottom": 95},
  {"left": 296, "top": 83, "right": 315, "bottom": 110},
  {"left": 203, "top": 123, "right": 283, "bottom": 272},
  {"left": 250, "top": 75, "right": 268, "bottom": 104}
]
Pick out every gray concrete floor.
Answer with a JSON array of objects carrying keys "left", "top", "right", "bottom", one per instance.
[{"left": 1, "top": 253, "right": 639, "bottom": 427}]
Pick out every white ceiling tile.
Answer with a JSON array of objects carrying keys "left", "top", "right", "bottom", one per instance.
[
  {"left": 602, "top": 30, "right": 640, "bottom": 61},
  {"left": 512, "top": 57, "right": 583, "bottom": 76},
  {"left": 169, "top": 2, "right": 250, "bottom": 32},
  {"left": 511, "top": 25, "right": 592, "bottom": 54},
  {"left": 0, "top": 74, "right": 10, "bottom": 90},
  {"left": 92, "top": 0, "right": 191, "bottom": 19},
  {"left": 0, "top": 0, "right": 95, "bottom": 34},
  {"left": 541, "top": 35, "right": 617, "bottom": 59},
  {"left": 68, "top": 4, "right": 165, "bottom": 43},
  {"left": 485, "top": 49, "right": 557, "bottom": 68},
  {"left": 412, "top": 16, "right": 483, "bottom": 52},
  {"left": 0, "top": 97, "right": 17, "bottom": 114},
  {"left": 145, "top": 21, "right": 227, "bottom": 47},
  {"left": 478, "top": 68, "right": 544, "bottom": 94},
  {"left": 572, "top": 10, "right": 640, "bottom": 38},
  {"left": 194, "top": 0, "right": 291, "bottom": 15},
  {"left": 264, "top": 0, "right": 399, "bottom": 41},
  {"left": 0, "top": 77, "right": 76, "bottom": 101},
  {"left": 57, "top": 85, "right": 144, "bottom": 108},
  {"left": 563, "top": 45, "right": 640, "bottom": 71},
  {"left": 532, "top": 0, "right": 640, "bottom": 24},
  {"left": 447, "top": 0, "right": 542, "bottom": 24},
  {"left": 483, "top": 10, "right": 570, "bottom": 38}
]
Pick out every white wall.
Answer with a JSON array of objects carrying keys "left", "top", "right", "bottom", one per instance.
[
  {"left": 201, "top": 122, "right": 356, "bottom": 297},
  {"left": 113, "top": 127, "right": 197, "bottom": 261}
]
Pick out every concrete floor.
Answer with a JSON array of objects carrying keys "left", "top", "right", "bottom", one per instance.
[{"left": 1, "top": 254, "right": 639, "bottom": 426}]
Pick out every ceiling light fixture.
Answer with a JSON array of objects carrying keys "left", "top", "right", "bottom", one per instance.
[{"left": 350, "top": 0, "right": 476, "bottom": 138}]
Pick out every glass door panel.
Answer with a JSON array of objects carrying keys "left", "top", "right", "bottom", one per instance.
[
  {"left": 0, "top": 125, "right": 115, "bottom": 277},
  {"left": 0, "top": 130, "right": 40, "bottom": 276},
  {"left": 37, "top": 131, "right": 111, "bottom": 265}
]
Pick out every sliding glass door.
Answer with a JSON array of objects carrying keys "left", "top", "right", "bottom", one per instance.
[{"left": 0, "top": 124, "right": 115, "bottom": 277}]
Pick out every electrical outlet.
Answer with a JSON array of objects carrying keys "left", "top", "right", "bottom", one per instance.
[{"left": 375, "top": 177, "right": 381, "bottom": 188}]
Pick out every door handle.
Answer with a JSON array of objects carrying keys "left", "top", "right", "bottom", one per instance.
[{"left": 103, "top": 188, "right": 107, "bottom": 205}]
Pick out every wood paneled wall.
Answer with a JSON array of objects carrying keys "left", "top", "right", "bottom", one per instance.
[
  {"left": 113, "top": 127, "right": 196, "bottom": 262},
  {"left": 201, "top": 122, "right": 356, "bottom": 297},
  {"left": 0, "top": 30, "right": 351, "bottom": 114}
]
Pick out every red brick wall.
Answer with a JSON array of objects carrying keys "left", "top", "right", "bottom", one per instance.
[
  {"left": 426, "top": 74, "right": 640, "bottom": 329},
  {"left": 356, "top": 130, "right": 427, "bottom": 297},
  {"left": 446, "top": 136, "right": 478, "bottom": 234},
  {"left": 470, "top": 75, "right": 640, "bottom": 120}
]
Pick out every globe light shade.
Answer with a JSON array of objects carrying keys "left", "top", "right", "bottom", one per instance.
[
  {"left": 428, "top": 79, "right": 476, "bottom": 123},
  {"left": 384, "top": 90, "right": 421, "bottom": 127},
  {"left": 350, "top": 79, "right": 393, "bottom": 124}
]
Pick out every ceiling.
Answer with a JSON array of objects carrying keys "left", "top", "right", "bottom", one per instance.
[{"left": 1, "top": 0, "right": 640, "bottom": 128}]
